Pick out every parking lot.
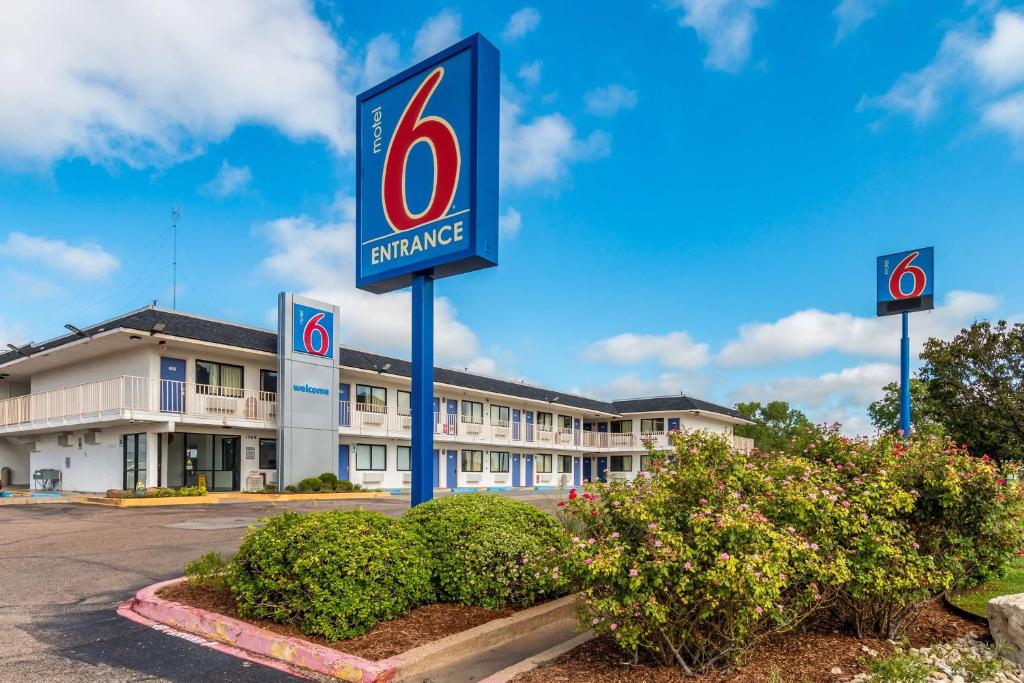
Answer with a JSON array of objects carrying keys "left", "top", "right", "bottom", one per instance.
[{"left": 0, "top": 491, "right": 563, "bottom": 682}]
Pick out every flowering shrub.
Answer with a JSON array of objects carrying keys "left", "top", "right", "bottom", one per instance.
[
  {"left": 401, "top": 493, "right": 571, "bottom": 608},
  {"left": 230, "top": 510, "right": 433, "bottom": 640},
  {"left": 558, "top": 431, "right": 828, "bottom": 674}
]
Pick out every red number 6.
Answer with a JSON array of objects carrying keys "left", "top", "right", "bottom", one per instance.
[
  {"left": 382, "top": 67, "right": 461, "bottom": 231},
  {"left": 303, "top": 313, "right": 330, "bottom": 356},
  {"left": 888, "top": 251, "right": 926, "bottom": 299}
]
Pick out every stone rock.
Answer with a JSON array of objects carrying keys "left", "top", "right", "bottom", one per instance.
[{"left": 990, "top": 593, "right": 1024, "bottom": 665}]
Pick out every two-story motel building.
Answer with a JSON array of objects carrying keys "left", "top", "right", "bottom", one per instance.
[{"left": 0, "top": 306, "right": 752, "bottom": 493}]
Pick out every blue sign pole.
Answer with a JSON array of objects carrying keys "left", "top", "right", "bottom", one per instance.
[
  {"left": 900, "top": 310, "right": 911, "bottom": 436},
  {"left": 411, "top": 273, "right": 434, "bottom": 506}
]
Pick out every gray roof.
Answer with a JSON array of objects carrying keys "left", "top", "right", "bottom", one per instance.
[{"left": 1, "top": 306, "right": 746, "bottom": 421}]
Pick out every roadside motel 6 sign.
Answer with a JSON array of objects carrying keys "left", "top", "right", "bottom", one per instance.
[
  {"left": 355, "top": 34, "right": 499, "bottom": 294},
  {"left": 292, "top": 303, "right": 333, "bottom": 358},
  {"left": 876, "top": 247, "right": 935, "bottom": 317}
]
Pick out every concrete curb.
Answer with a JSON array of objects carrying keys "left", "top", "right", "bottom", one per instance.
[
  {"left": 84, "top": 495, "right": 220, "bottom": 507},
  {"left": 84, "top": 491, "right": 390, "bottom": 507},
  {"left": 477, "top": 630, "right": 594, "bottom": 683},
  {"left": 215, "top": 492, "right": 390, "bottom": 502},
  {"left": 126, "top": 577, "right": 580, "bottom": 682}
]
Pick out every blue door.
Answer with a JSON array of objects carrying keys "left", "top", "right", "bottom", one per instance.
[
  {"left": 668, "top": 417, "right": 680, "bottom": 432},
  {"left": 160, "top": 357, "right": 185, "bottom": 412},
  {"left": 512, "top": 453, "right": 521, "bottom": 486},
  {"left": 524, "top": 454, "right": 533, "bottom": 486},
  {"left": 432, "top": 449, "right": 440, "bottom": 488},
  {"left": 338, "top": 445, "right": 350, "bottom": 481},
  {"left": 583, "top": 458, "right": 592, "bottom": 482},
  {"left": 433, "top": 397, "right": 441, "bottom": 433},
  {"left": 597, "top": 457, "right": 608, "bottom": 482},
  {"left": 573, "top": 457, "right": 581, "bottom": 487},
  {"left": 446, "top": 450, "right": 458, "bottom": 488},
  {"left": 339, "top": 383, "right": 350, "bottom": 426},
  {"left": 598, "top": 422, "right": 608, "bottom": 432},
  {"left": 525, "top": 411, "right": 534, "bottom": 442},
  {"left": 446, "top": 400, "right": 458, "bottom": 435},
  {"left": 512, "top": 409, "right": 521, "bottom": 441},
  {"left": 574, "top": 418, "right": 581, "bottom": 445}
]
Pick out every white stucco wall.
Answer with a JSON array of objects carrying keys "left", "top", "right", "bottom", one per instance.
[{"left": 31, "top": 347, "right": 154, "bottom": 393}]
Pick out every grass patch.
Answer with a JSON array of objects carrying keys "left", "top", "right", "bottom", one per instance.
[{"left": 948, "top": 559, "right": 1024, "bottom": 618}]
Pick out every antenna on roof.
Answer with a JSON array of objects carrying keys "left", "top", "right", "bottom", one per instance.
[{"left": 171, "top": 206, "right": 180, "bottom": 310}]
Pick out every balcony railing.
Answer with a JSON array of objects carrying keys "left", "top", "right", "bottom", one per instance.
[{"left": 0, "top": 375, "right": 277, "bottom": 430}]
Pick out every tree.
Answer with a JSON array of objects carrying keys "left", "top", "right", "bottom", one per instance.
[
  {"left": 734, "top": 400, "right": 817, "bottom": 452},
  {"left": 918, "top": 320, "right": 1024, "bottom": 464},
  {"left": 867, "top": 378, "right": 944, "bottom": 437}
]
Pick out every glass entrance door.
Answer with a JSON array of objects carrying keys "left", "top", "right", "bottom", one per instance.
[
  {"left": 183, "top": 433, "right": 240, "bottom": 491},
  {"left": 123, "top": 433, "right": 147, "bottom": 491}
]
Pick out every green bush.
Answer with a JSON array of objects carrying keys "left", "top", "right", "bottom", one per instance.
[
  {"left": 402, "top": 493, "right": 571, "bottom": 609},
  {"left": 230, "top": 510, "right": 433, "bottom": 640},
  {"left": 184, "top": 551, "right": 229, "bottom": 590},
  {"left": 336, "top": 479, "right": 360, "bottom": 492},
  {"left": 318, "top": 472, "right": 339, "bottom": 491},
  {"left": 297, "top": 477, "right": 322, "bottom": 492},
  {"left": 176, "top": 485, "right": 206, "bottom": 497},
  {"left": 284, "top": 484, "right": 298, "bottom": 493}
]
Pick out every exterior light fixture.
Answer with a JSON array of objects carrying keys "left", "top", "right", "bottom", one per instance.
[
  {"left": 150, "top": 322, "right": 166, "bottom": 336},
  {"left": 6, "top": 344, "right": 30, "bottom": 357},
  {"left": 64, "top": 324, "right": 89, "bottom": 338}
]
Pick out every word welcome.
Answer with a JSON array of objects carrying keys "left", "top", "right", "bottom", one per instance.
[
  {"left": 370, "top": 220, "right": 465, "bottom": 265},
  {"left": 292, "top": 384, "right": 330, "bottom": 396}
]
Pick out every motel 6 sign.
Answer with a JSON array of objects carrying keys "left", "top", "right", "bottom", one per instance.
[
  {"left": 876, "top": 247, "right": 935, "bottom": 317},
  {"left": 292, "top": 303, "right": 334, "bottom": 358},
  {"left": 355, "top": 34, "right": 500, "bottom": 293}
]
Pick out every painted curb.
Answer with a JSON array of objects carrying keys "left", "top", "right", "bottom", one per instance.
[
  {"left": 84, "top": 496, "right": 220, "bottom": 507},
  {"left": 126, "top": 578, "right": 580, "bottom": 682},
  {"left": 216, "top": 492, "right": 390, "bottom": 502},
  {"left": 477, "top": 630, "right": 594, "bottom": 683},
  {"left": 85, "top": 491, "right": 390, "bottom": 507}
]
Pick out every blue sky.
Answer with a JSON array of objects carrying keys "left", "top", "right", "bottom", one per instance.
[{"left": 1, "top": 0, "right": 1022, "bottom": 434}]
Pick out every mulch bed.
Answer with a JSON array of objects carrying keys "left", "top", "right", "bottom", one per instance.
[
  {"left": 157, "top": 582, "right": 515, "bottom": 660},
  {"left": 513, "top": 600, "right": 987, "bottom": 683}
]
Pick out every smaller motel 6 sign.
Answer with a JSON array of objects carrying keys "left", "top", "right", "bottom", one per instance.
[{"left": 355, "top": 34, "right": 500, "bottom": 293}]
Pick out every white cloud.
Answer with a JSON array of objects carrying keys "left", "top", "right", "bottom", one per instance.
[
  {"left": 518, "top": 60, "right": 543, "bottom": 87},
  {"left": 718, "top": 290, "right": 998, "bottom": 366},
  {"left": 259, "top": 205, "right": 501, "bottom": 373},
  {"left": 3, "top": 270, "right": 64, "bottom": 299},
  {"left": 972, "top": 11, "right": 1024, "bottom": 88},
  {"left": 663, "top": 0, "right": 771, "bottom": 73},
  {"left": 500, "top": 96, "right": 610, "bottom": 188},
  {"left": 413, "top": 10, "right": 462, "bottom": 61},
  {"left": 861, "top": 10, "right": 1024, "bottom": 146},
  {"left": 362, "top": 33, "right": 401, "bottom": 87},
  {"left": 200, "top": 161, "right": 252, "bottom": 198},
  {"left": 734, "top": 362, "right": 898, "bottom": 436},
  {"left": 584, "top": 84, "right": 638, "bottom": 118},
  {"left": 584, "top": 331, "right": 710, "bottom": 370},
  {"left": 832, "top": 0, "right": 887, "bottom": 42},
  {"left": 503, "top": 7, "right": 541, "bottom": 43},
  {"left": 983, "top": 91, "right": 1024, "bottom": 140},
  {"left": 584, "top": 372, "right": 712, "bottom": 400},
  {"left": 3, "top": 232, "right": 120, "bottom": 280},
  {"left": 0, "top": 1, "right": 351, "bottom": 167},
  {"left": 499, "top": 207, "right": 522, "bottom": 238}
]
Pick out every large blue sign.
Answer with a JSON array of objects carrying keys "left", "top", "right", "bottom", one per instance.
[
  {"left": 292, "top": 303, "right": 333, "bottom": 357},
  {"left": 876, "top": 247, "right": 934, "bottom": 317},
  {"left": 355, "top": 34, "right": 499, "bottom": 294}
]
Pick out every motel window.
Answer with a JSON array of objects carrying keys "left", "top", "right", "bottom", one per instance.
[
  {"left": 536, "top": 412, "right": 553, "bottom": 431},
  {"left": 397, "top": 390, "right": 411, "bottom": 416},
  {"left": 196, "top": 360, "right": 244, "bottom": 397},
  {"left": 610, "top": 420, "right": 631, "bottom": 434},
  {"left": 558, "top": 455, "right": 573, "bottom": 473},
  {"left": 490, "top": 404, "right": 510, "bottom": 427},
  {"left": 536, "top": 453, "right": 553, "bottom": 473},
  {"left": 355, "top": 444, "right": 386, "bottom": 471},
  {"left": 462, "top": 449, "right": 483, "bottom": 472},
  {"left": 490, "top": 451, "right": 510, "bottom": 472},
  {"left": 356, "top": 385, "right": 387, "bottom": 412},
  {"left": 641, "top": 418, "right": 665, "bottom": 434},
  {"left": 559, "top": 415, "right": 573, "bottom": 432},
  {"left": 258, "top": 438, "right": 277, "bottom": 470},
  {"left": 640, "top": 455, "right": 654, "bottom": 472},
  {"left": 611, "top": 456, "right": 633, "bottom": 472},
  {"left": 397, "top": 445, "right": 410, "bottom": 471},
  {"left": 461, "top": 400, "right": 484, "bottom": 424},
  {"left": 260, "top": 369, "right": 277, "bottom": 395}
]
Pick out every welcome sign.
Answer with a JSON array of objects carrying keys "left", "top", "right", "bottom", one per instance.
[{"left": 355, "top": 34, "right": 499, "bottom": 294}]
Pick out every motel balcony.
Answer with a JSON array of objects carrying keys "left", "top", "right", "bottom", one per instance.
[{"left": 0, "top": 375, "right": 277, "bottom": 434}]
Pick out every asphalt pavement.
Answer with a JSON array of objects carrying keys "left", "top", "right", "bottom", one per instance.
[{"left": 0, "top": 491, "right": 563, "bottom": 682}]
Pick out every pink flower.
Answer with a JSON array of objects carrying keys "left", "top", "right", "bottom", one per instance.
[
  {"left": 629, "top": 568, "right": 639, "bottom": 577},
  {"left": 648, "top": 523, "right": 658, "bottom": 530},
  {"left": 699, "top": 498, "right": 708, "bottom": 505},
  {"left": 610, "top": 532, "right": 620, "bottom": 539},
  {"left": 755, "top": 606, "right": 763, "bottom": 615},
  {"left": 719, "top": 553, "right": 730, "bottom": 561},
  {"left": 592, "top": 618, "right": 600, "bottom": 626},
  {"left": 585, "top": 558, "right": 593, "bottom": 565},
  {"left": 609, "top": 623, "right": 618, "bottom": 631},
  {"left": 683, "top": 561, "right": 692, "bottom": 569},
  {"left": 841, "top": 500, "right": 850, "bottom": 508},
  {"left": 912, "top": 542, "right": 920, "bottom": 550},
  {"left": 654, "top": 540, "right": 663, "bottom": 548}
]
